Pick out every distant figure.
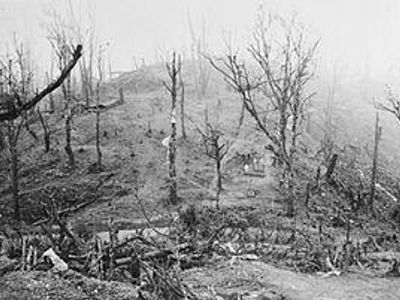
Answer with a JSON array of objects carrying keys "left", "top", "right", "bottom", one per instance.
[
  {"left": 162, "top": 135, "right": 170, "bottom": 161},
  {"left": 244, "top": 164, "right": 249, "bottom": 174}
]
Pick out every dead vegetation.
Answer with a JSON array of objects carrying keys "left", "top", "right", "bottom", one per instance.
[{"left": 1, "top": 3, "right": 400, "bottom": 300}]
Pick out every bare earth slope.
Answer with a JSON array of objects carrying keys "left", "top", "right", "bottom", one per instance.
[
  {"left": 184, "top": 260, "right": 400, "bottom": 300},
  {"left": 1, "top": 67, "right": 400, "bottom": 299}
]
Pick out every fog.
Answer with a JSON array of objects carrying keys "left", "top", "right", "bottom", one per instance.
[{"left": 1, "top": 0, "right": 400, "bottom": 80}]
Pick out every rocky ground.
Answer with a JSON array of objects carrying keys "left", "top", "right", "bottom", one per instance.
[{"left": 1, "top": 67, "right": 400, "bottom": 299}]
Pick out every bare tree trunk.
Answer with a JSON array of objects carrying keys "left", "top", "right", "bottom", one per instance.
[
  {"left": 199, "top": 125, "right": 228, "bottom": 210},
  {"left": 65, "top": 112, "right": 74, "bottom": 165},
  {"left": 179, "top": 77, "right": 186, "bottom": 139},
  {"left": 48, "top": 93, "right": 55, "bottom": 113},
  {"left": 37, "top": 109, "right": 51, "bottom": 152},
  {"left": 236, "top": 101, "right": 245, "bottom": 135},
  {"left": 7, "top": 121, "right": 20, "bottom": 223},
  {"left": 216, "top": 157, "right": 222, "bottom": 193},
  {"left": 95, "top": 82, "right": 102, "bottom": 169},
  {"left": 369, "top": 113, "right": 382, "bottom": 210},
  {"left": 286, "top": 96, "right": 301, "bottom": 217},
  {"left": 11, "top": 137, "right": 19, "bottom": 222},
  {"left": 187, "top": 15, "right": 210, "bottom": 99},
  {"left": 119, "top": 87, "right": 124, "bottom": 104},
  {"left": 278, "top": 103, "right": 288, "bottom": 165},
  {"left": 326, "top": 153, "right": 338, "bottom": 181},
  {"left": 48, "top": 62, "right": 55, "bottom": 113},
  {"left": 0, "top": 128, "right": 5, "bottom": 151},
  {"left": 164, "top": 52, "right": 181, "bottom": 205},
  {"left": 84, "top": 74, "right": 90, "bottom": 108},
  {"left": 88, "top": 33, "right": 94, "bottom": 107},
  {"left": 215, "top": 145, "right": 223, "bottom": 209},
  {"left": 169, "top": 110, "right": 177, "bottom": 204},
  {"left": 63, "top": 75, "right": 74, "bottom": 166},
  {"left": 216, "top": 98, "right": 222, "bottom": 124},
  {"left": 204, "top": 105, "right": 209, "bottom": 128}
]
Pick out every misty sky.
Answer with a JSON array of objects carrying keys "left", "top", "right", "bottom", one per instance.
[{"left": 1, "top": 0, "right": 400, "bottom": 79}]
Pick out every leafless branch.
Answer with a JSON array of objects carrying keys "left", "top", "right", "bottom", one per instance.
[{"left": 0, "top": 45, "right": 82, "bottom": 122}]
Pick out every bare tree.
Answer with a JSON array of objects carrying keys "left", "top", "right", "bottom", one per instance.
[
  {"left": 45, "top": 70, "right": 56, "bottom": 113},
  {"left": 187, "top": 15, "right": 211, "bottom": 99},
  {"left": 94, "top": 45, "right": 106, "bottom": 170},
  {"left": 2, "top": 64, "right": 24, "bottom": 222},
  {"left": 47, "top": 13, "right": 79, "bottom": 166},
  {"left": 200, "top": 124, "right": 229, "bottom": 209},
  {"left": 207, "top": 12, "right": 318, "bottom": 217},
  {"left": 49, "top": 1, "right": 97, "bottom": 109},
  {"left": 0, "top": 37, "right": 80, "bottom": 224},
  {"left": 163, "top": 52, "right": 181, "bottom": 205},
  {"left": 37, "top": 108, "right": 51, "bottom": 152},
  {"left": 0, "top": 47, "right": 82, "bottom": 122},
  {"left": 0, "top": 42, "right": 34, "bottom": 224},
  {"left": 74, "top": 8, "right": 96, "bottom": 108},
  {"left": 377, "top": 85, "right": 400, "bottom": 124},
  {"left": 369, "top": 113, "right": 382, "bottom": 211},
  {"left": 179, "top": 71, "right": 187, "bottom": 140},
  {"left": 321, "top": 61, "right": 340, "bottom": 161},
  {"left": 5, "top": 117, "right": 23, "bottom": 223},
  {"left": 13, "top": 38, "right": 38, "bottom": 141}
]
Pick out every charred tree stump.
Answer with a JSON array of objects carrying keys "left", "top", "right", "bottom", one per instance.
[
  {"left": 179, "top": 74, "right": 186, "bottom": 140},
  {"left": 163, "top": 52, "right": 181, "bottom": 205},
  {"left": 325, "top": 153, "right": 338, "bottom": 181},
  {"left": 369, "top": 113, "right": 382, "bottom": 211},
  {"left": 37, "top": 109, "right": 51, "bottom": 152},
  {"left": 119, "top": 87, "right": 124, "bottom": 104}
]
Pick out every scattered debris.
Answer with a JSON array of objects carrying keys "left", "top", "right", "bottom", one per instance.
[{"left": 42, "top": 248, "right": 68, "bottom": 272}]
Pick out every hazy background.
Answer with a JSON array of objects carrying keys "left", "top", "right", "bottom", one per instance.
[{"left": 1, "top": 0, "right": 400, "bottom": 81}]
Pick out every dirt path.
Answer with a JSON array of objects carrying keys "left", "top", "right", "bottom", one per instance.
[
  {"left": 186, "top": 160, "right": 400, "bottom": 300},
  {"left": 184, "top": 259, "right": 400, "bottom": 300}
]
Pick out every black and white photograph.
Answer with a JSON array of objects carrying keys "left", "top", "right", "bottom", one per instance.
[{"left": 0, "top": 0, "right": 400, "bottom": 299}]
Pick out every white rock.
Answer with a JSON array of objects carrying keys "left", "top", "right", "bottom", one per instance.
[{"left": 42, "top": 248, "right": 68, "bottom": 272}]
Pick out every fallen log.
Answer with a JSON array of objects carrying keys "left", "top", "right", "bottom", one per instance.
[
  {"left": 88, "top": 235, "right": 157, "bottom": 270},
  {"left": 115, "top": 242, "right": 192, "bottom": 266},
  {"left": 42, "top": 248, "right": 69, "bottom": 272},
  {"left": 33, "top": 197, "right": 101, "bottom": 227}
]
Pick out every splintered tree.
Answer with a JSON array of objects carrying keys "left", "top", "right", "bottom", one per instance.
[
  {"left": 179, "top": 72, "right": 187, "bottom": 140},
  {"left": 0, "top": 46, "right": 82, "bottom": 123},
  {"left": 207, "top": 12, "right": 318, "bottom": 217},
  {"left": 163, "top": 52, "right": 181, "bottom": 205},
  {"left": 14, "top": 39, "right": 37, "bottom": 141},
  {"left": 1, "top": 42, "right": 34, "bottom": 224},
  {"left": 0, "top": 41, "right": 82, "bottom": 224},
  {"left": 94, "top": 45, "right": 105, "bottom": 170},
  {"left": 321, "top": 61, "right": 341, "bottom": 161},
  {"left": 199, "top": 124, "right": 229, "bottom": 209},
  {"left": 2, "top": 85, "right": 24, "bottom": 223},
  {"left": 37, "top": 108, "right": 51, "bottom": 152},
  {"left": 5, "top": 116, "right": 23, "bottom": 223},
  {"left": 47, "top": 15, "right": 77, "bottom": 166},
  {"left": 369, "top": 113, "right": 382, "bottom": 211},
  {"left": 47, "top": 2, "right": 97, "bottom": 109}
]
